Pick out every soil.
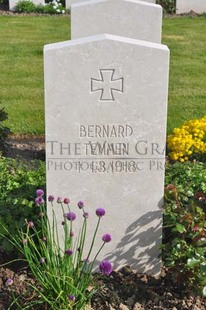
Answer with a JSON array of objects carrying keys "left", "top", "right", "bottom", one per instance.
[
  {"left": 2, "top": 135, "right": 45, "bottom": 161},
  {"left": 0, "top": 136, "right": 206, "bottom": 309},
  {"left": 1, "top": 252, "right": 206, "bottom": 310}
]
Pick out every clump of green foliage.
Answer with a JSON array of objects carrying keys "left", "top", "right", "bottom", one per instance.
[
  {"left": 0, "top": 156, "right": 45, "bottom": 253},
  {"left": 0, "top": 108, "right": 11, "bottom": 150},
  {"left": 0, "top": 0, "right": 8, "bottom": 6},
  {"left": 15, "top": 0, "right": 66, "bottom": 14},
  {"left": 4, "top": 192, "right": 112, "bottom": 309},
  {"left": 15, "top": 0, "right": 35, "bottom": 12},
  {"left": 157, "top": 0, "right": 176, "bottom": 14},
  {"left": 163, "top": 161, "right": 206, "bottom": 295},
  {"left": 165, "top": 161, "right": 206, "bottom": 195}
]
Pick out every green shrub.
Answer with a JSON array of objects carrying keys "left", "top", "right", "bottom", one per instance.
[
  {"left": 163, "top": 161, "right": 206, "bottom": 295},
  {"left": 0, "top": 156, "right": 45, "bottom": 253},
  {"left": 34, "top": 3, "right": 45, "bottom": 13},
  {"left": 16, "top": 0, "right": 36, "bottom": 12},
  {"left": 0, "top": 0, "right": 8, "bottom": 5},
  {"left": 165, "top": 161, "right": 206, "bottom": 195},
  {"left": 38, "top": 1, "right": 65, "bottom": 14},
  {"left": 157, "top": 0, "right": 176, "bottom": 14},
  {"left": 15, "top": 0, "right": 66, "bottom": 14}
]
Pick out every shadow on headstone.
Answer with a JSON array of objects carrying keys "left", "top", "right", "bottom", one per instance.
[{"left": 105, "top": 208, "right": 162, "bottom": 275}]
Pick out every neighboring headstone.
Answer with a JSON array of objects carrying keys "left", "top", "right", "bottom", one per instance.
[
  {"left": 65, "top": 0, "right": 72, "bottom": 10},
  {"left": 67, "top": 0, "right": 156, "bottom": 10},
  {"left": 9, "top": 0, "right": 44, "bottom": 11},
  {"left": 71, "top": 0, "right": 162, "bottom": 43},
  {"left": 44, "top": 33, "right": 169, "bottom": 276},
  {"left": 176, "top": 0, "right": 206, "bottom": 14},
  {"left": 72, "top": 0, "right": 156, "bottom": 3}
]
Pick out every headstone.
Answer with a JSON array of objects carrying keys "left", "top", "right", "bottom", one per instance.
[
  {"left": 176, "top": 0, "right": 206, "bottom": 14},
  {"left": 72, "top": 0, "right": 156, "bottom": 3},
  {"left": 9, "top": 0, "right": 44, "bottom": 11},
  {"left": 65, "top": 0, "right": 72, "bottom": 9},
  {"left": 44, "top": 33, "right": 169, "bottom": 276},
  {"left": 66, "top": 0, "right": 156, "bottom": 13},
  {"left": 71, "top": 0, "right": 162, "bottom": 43}
]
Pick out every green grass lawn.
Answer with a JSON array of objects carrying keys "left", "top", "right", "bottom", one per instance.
[
  {"left": 162, "top": 16, "right": 206, "bottom": 133},
  {"left": 0, "top": 15, "right": 70, "bottom": 134},
  {"left": 0, "top": 15, "right": 206, "bottom": 135}
]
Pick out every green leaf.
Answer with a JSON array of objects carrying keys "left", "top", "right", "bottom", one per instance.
[
  {"left": 200, "top": 263, "right": 206, "bottom": 274},
  {"left": 187, "top": 258, "right": 200, "bottom": 268},
  {"left": 176, "top": 223, "right": 186, "bottom": 233}
]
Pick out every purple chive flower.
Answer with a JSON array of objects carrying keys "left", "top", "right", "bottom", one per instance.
[
  {"left": 5, "top": 278, "right": 13, "bottom": 286},
  {"left": 42, "top": 236, "right": 47, "bottom": 242},
  {"left": 65, "top": 249, "right": 73, "bottom": 256},
  {"left": 83, "top": 212, "right": 89, "bottom": 219},
  {"left": 99, "top": 260, "right": 113, "bottom": 275},
  {"left": 35, "top": 196, "right": 45, "bottom": 206},
  {"left": 40, "top": 258, "right": 45, "bottom": 264},
  {"left": 48, "top": 195, "right": 55, "bottom": 202},
  {"left": 64, "top": 198, "right": 70, "bottom": 204},
  {"left": 77, "top": 201, "right": 84, "bottom": 209},
  {"left": 96, "top": 208, "right": 106, "bottom": 217},
  {"left": 65, "top": 212, "right": 76, "bottom": 221},
  {"left": 57, "top": 197, "right": 63, "bottom": 203},
  {"left": 28, "top": 221, "right": 34, "bottom": 229},
  {"left": 102, "top": 234, "right": 112, "bottom": 243},
  {"left": 36, "top": 189, "right": 44, "bottom": 197},
  {"left": 69, "top": 294, "right": 75, "bottom": 301}
]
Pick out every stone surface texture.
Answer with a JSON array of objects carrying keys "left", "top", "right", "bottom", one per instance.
[
  {"left": 44, "top": 33, "right": 169, "bottom": 275},
  {"left": 71, "top": 0, "right": 162, "bottom": 43},
  {"left": 176, "top": 0, "right": 206, "bottom": 14},
  {"left": 65, "top": 0, "right": 72, "bottom": 9}
]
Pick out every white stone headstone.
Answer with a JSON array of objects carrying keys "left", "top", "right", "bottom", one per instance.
[
  {"left": 65, "top": 0, "right": 72, "bottom": 9},
  {"left": 71, "top": 0, "right": 162, "bottom": 43},
  {"left": 9, "top": 0, "right": 44, "bottom": 11},
  {"left": 66, "top": 0, "right": 156, "bottom": 9},
  {"left": 45, "top": 33, "right": 169, "bottom": 275},
  {"left": 176, "top": 0, "right": 206, "bottom": 14},
  {"left": 72, "top": 0, "right": 156, "bottom": 3}
]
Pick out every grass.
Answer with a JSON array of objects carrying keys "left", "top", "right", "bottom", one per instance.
[
  {"left": 0, "top": 15, "right": 206, "bottom": 134},
  {"left": 0, "top": 15, "right": 70, "bottom": 134},
  {"left": 162, "top": 16, "right": 206, "bottom": 133}
]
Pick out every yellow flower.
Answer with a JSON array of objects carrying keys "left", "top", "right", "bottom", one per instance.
[{"left": 167, "top": 115, "right": 206, "bottom": 162}]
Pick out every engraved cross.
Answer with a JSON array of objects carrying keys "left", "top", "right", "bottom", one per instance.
[{"left": 91, "top": 69, "right": 123, "bottom": 101}]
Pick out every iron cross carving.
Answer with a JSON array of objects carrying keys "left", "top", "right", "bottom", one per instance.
[{"left": 91, "top": 69, "right": 124, "bottom": 101}]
